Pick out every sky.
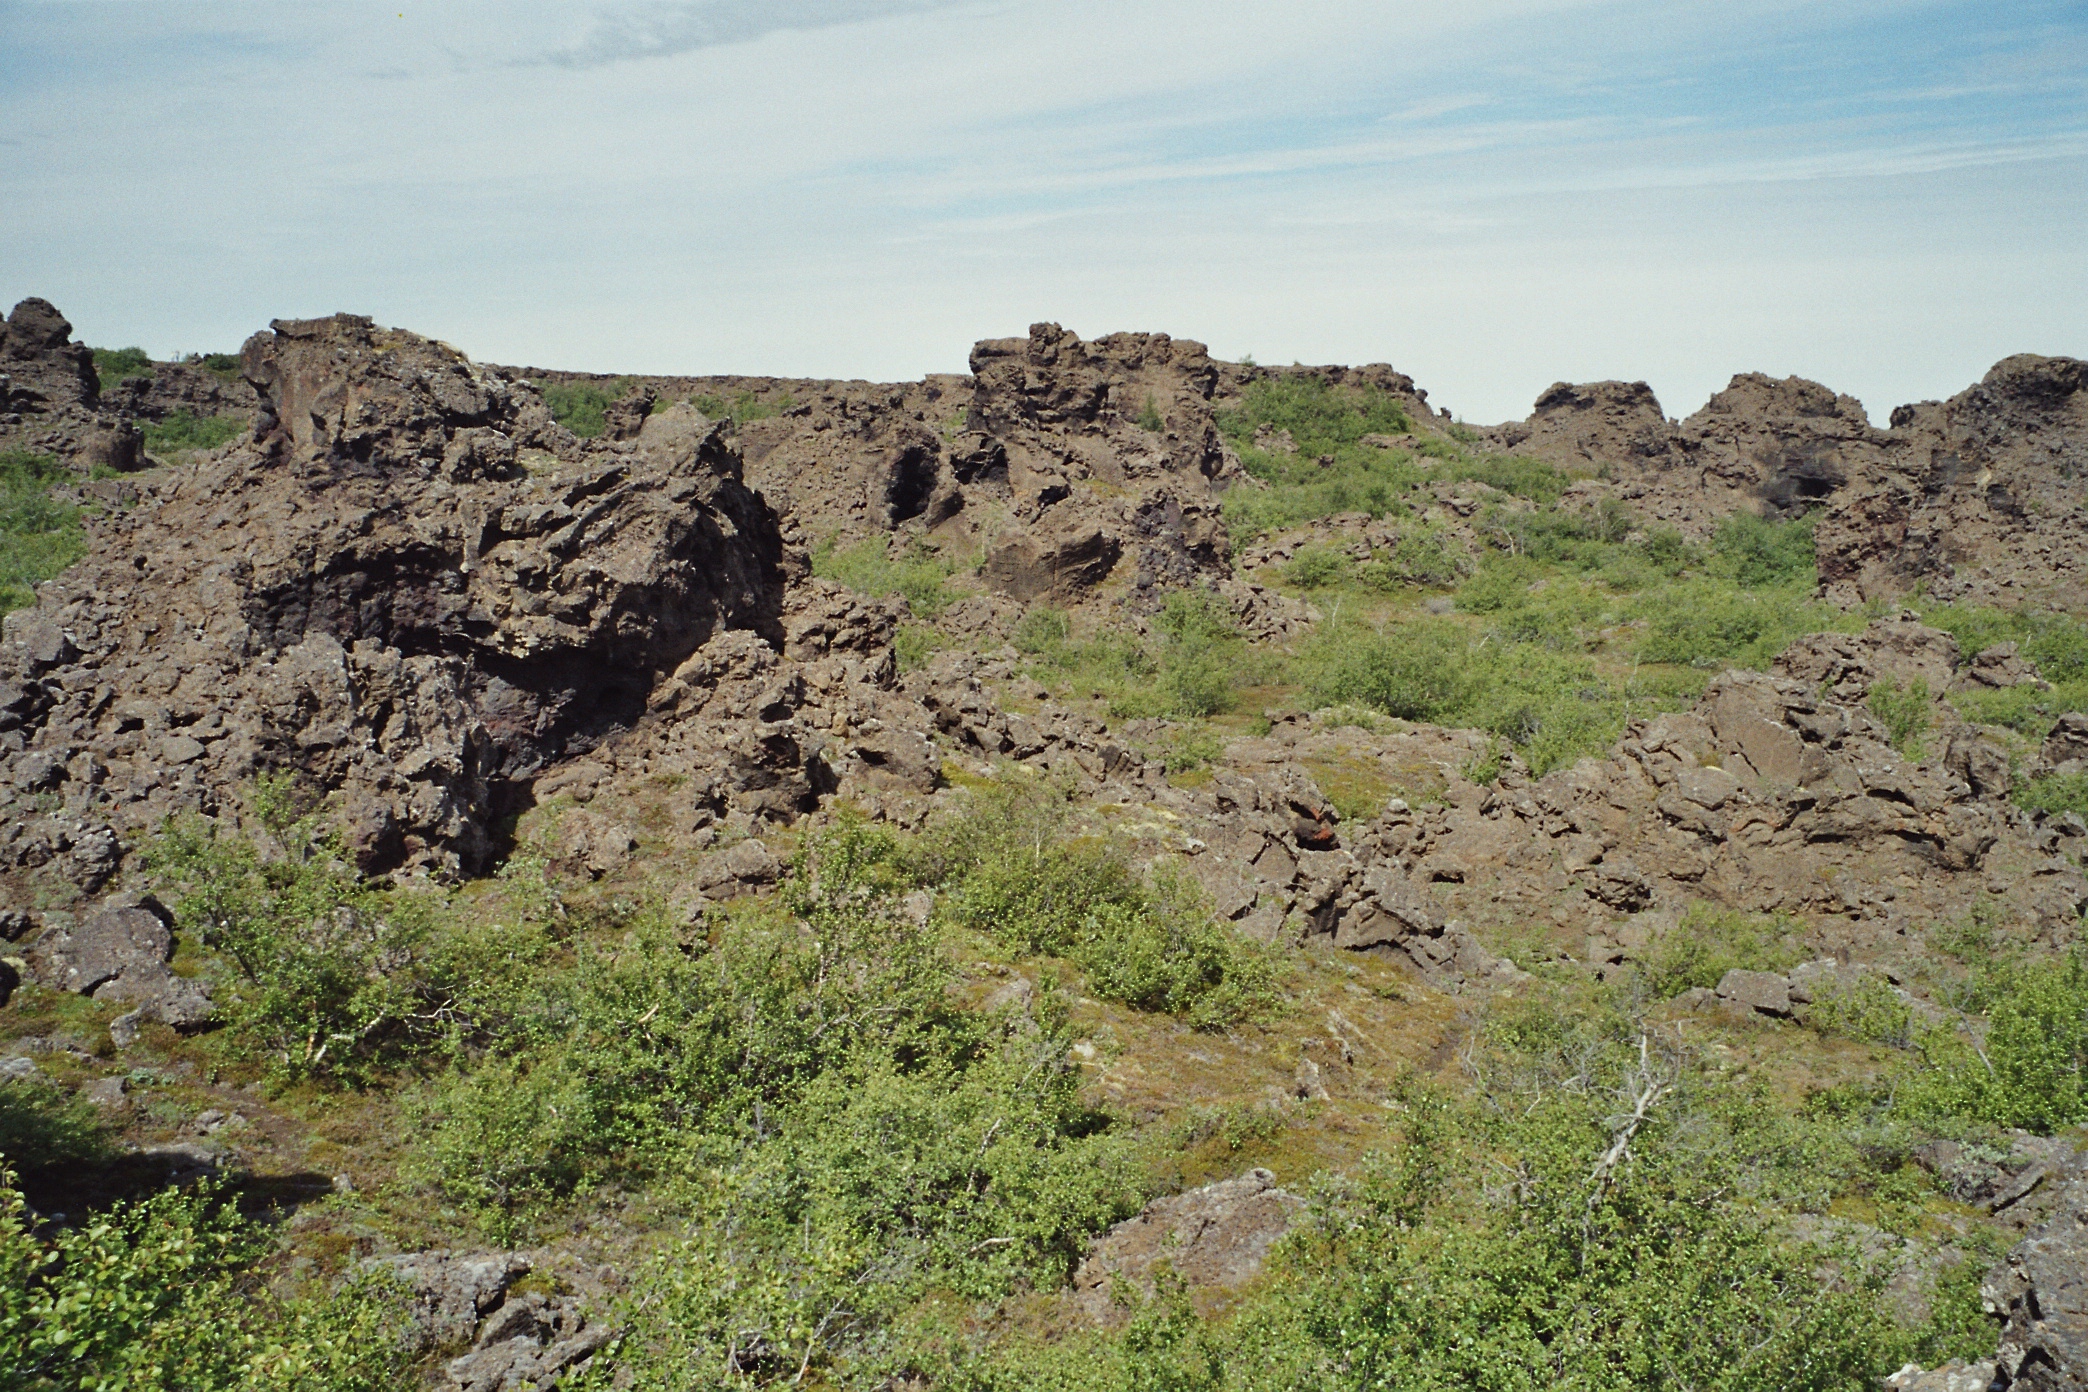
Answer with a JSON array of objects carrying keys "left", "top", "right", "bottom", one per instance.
[{"left": 2, "top": 0, "right": 2084, "bottom": 423}]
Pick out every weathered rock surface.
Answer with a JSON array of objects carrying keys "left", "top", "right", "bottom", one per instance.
[
  {"left": 1069, "top": 1168, "right": 1303, "bottom": 1322},
  {"left": 1986, "top": 1172, "right": 2088, "bottom": 1389},
  {"left": 20, "top": 898, "right": 213, "bottom": 1041}
]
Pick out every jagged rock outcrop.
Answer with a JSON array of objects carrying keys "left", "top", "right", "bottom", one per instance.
[
  {"left": 0, "top": 312, "right": 787, "bottom": 883},
  {"left": 0, "top": 297, "right": 98, "bottom": 416},
  {"left": 1486, "top": 370, "right": 1897, "bottom": 543},
  {"left": 0, "top": 297, "right": 149, "bottom": 474},
  {"left": 1822, "top": 354, "right": 2088, "bottom": 608}
]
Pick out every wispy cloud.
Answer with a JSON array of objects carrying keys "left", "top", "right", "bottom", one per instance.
[{"left": 536, "top": 0, "right": 992, "bottom": 68}]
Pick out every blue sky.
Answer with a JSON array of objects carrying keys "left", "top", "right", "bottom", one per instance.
[{"left": 2, "top": 0, "right": 2083, "bottom": 422}]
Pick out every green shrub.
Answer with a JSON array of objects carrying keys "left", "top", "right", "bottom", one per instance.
[
  {"left": 1136, "top": 395, "right": 1164, "bottom": 431},
  {"left": 1214, "top": 376, "right": 1412, "bottom": 452},
  {"left": 1449, "top": 453, "right": 1573, "bottom": 505},
  {"left": 892, "top": 621, "right": 940, "bottom": 672},
  {"left": 0, "top": 450, "right": 84, "bottom": 613},
  {"left": 810, "top": 535, "right": 955, "bottom": 618},
  {"left": 145, "top": 802, "right": 434, "bottom": 1083},
  {"left": 690, "top": 388, "right": 791, "bottom": 423},
  {"left": 1303, "top": 616, "right": 1707, "bottom": 775},
  {"left": 1303, "top": 619, "right": 1472, "bottom": 722},
  {"left": 947, "top": 1040, "right": 1905, "bottom": 1391},
  {"left": 1928, "top": 604, "right": 2088, "bottom": 735},
  {"left": 408, "top": 1053, "right": 602, "bottom": 1241},
  {"left": 1013, "top": 606, "right": 1070, "bottom": 655},
  {"left": 90, "top": 345, "right": 152, "bottom": 385},
  {"left": 197, "top": 352, "right": 243, "bottom": 381},
  {"left": 1900, "top": 951, "right": 2088, "bottom": 1132},
  {"left": 1456, "top": 555, "right": 1540, "bottom": 613},
  {"left": 1638, "top": 904, "right": 1807, "bottom": 999},
  {"left": 1634, "top": 579, "right": 1847, "bottom": 667},
  {"left": 926, "top": 781, "right": 1275, "bottom": 1028},
  {"left": 1275, "top": 1088, "right": 1895, "bottom": 1392},
  {"left": 1283, "top": 544, "right": 1351, "bottom": 590},
  {"left": 1809, "top": 975, "right": 1915, "bottom": 1048},
  {"left": 1867, "top": 676, "right": 1932, "bottom": 758},
  {"left": 540, "top": 377, "right": 637, "bottom": 438},
  {"left": 142, "top": 411, "right": 245, "bottom": 454},
  {"left": 1708, "top": 511, "right": 1819, "bottom": 588},
  {"left": 0, "top": 1081, "right": 110, "bottom": 1188},
  {"left": 1362, "top": 524, "right": 1466, "bottom": 589},
  {"left": 472, "top": 821, "right": 1149, "bottom": 1384},
  {"left": 0, "top": 1172, "right": 412, "bottom": 1391}
]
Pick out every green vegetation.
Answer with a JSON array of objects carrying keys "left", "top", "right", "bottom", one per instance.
[
  {"left": 1015, "top": 593, "right": 1258, "bottom": 722},
  {"left": 691, "top": 389, "right": 793, "bottom": 423},
  {"left": 7, "top": 775, "right": 2045, "bottom": 1389},
  {"left": 1923, "top": 603, "right": 2088, "bottom": 735},
  {"left": 142, "top": 411, "right": 246, "bottom": 455},
  {"left": 0, "top": 450, "right": 85, "bottom": 614},
  {"left": 89, "top": 346, "right": 152, "bottom": 385},
  {"left": 2015, "top": 772, "right": 2088, "bottom": 819},
  {"left": 1900, "top": 950, "right": 2088, "bottom": 1133},
  {"left": 1866, "top": 676, "right": 1932, "bottom": 759},
  {"left": 0, "top": 1174, "right": 411, "bottom": 1391},
  {"left": 939, "top": 993, "right": 1977, "bottom": 1390},
  {"left": 1809, "top": 975, "right": 1915, "bottom": 1049},
  {"left": 196, "top": 351, "right": 244, "bottom": 381},
  {"left": 1136, "top": 395, "right": 1165, "bottom": 432},
  {"left": 1301, "top": 615, "right": 1707, "bottom": 775},
  {"left": 811, "top": 534, "right": 957, "bottom": 618},
  {"left": 1637, "top": 905, "right": 1808, "bottom": 999},
  {"left": 922, "top": 779, "right": 1278, "bottom": 1029},
  {"left": 145, "top": 796, "right": 438, "bottom": 1086},
  {"left": 539, "top": 377, "right": 638, "bottom": 438}
]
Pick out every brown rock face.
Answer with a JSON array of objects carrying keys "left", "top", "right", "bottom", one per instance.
[
  {"left": 1821, "top": 353, "right": 2088, "bottom": 608},
  {"left": 0, "top": 314, "right": 786, "bottom": 878}
]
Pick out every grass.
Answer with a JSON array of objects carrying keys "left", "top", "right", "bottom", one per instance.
[
  {"left": 143, "top": 412, "right": 246, "bottom": 454},
  {"left": 1300, "top": 615, "right": 1710, "bottom": 776},
  {"left": 1215, "top": 375, "right": 1589, "bottom": 546},
  {"left": 0, "top": 449, "right": 85, "bottom": 613},
  {"left": 1268, "top": 494, "right": 1856, "bottom": 772},
  {"left": 1014, "top": 593, "right": 1267, "bottom": 723}
]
